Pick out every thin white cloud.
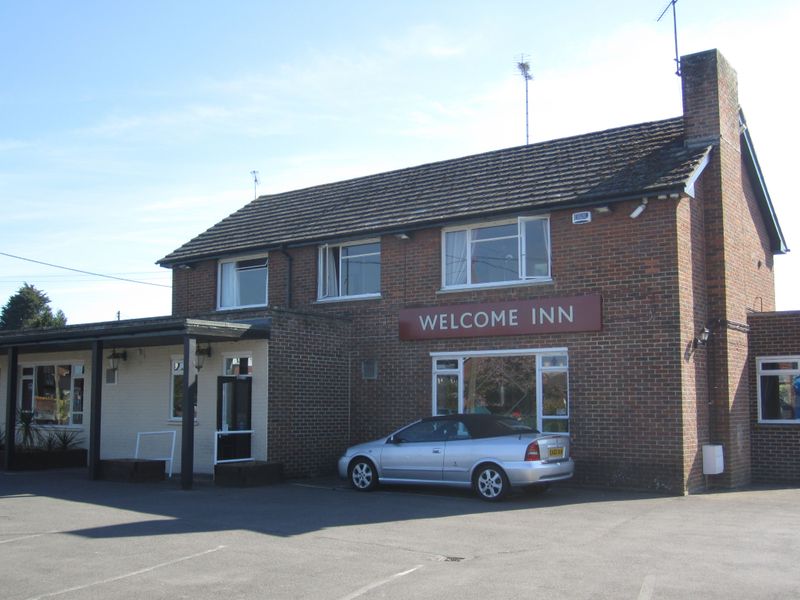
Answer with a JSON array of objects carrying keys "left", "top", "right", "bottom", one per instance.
[
  {"left": 0, "top": 138, "right": 31, "bottom": 152},
  {"left": 380, "top": 24, "right": 469, "bottom": 59}
]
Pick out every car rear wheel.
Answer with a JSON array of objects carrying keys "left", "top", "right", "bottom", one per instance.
[
  {"left": 474, "top": 464, "right": 509, "bottom": 501},
  {"left": 349, "top": 458, "right": 378, "bottom": 491}
]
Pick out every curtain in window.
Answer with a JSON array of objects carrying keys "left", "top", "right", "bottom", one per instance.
[
  {"left": 523, "top": 219, "right": 550, "bottom": 278},
  {"left": 220, "top": 262, "right": 239, "bottom": 307},
  {"left": 445, "top": 231, "right": 468, "bottom": 286},
  {"left": 325, "top": 246, "right": 339, "bottom": 297}
]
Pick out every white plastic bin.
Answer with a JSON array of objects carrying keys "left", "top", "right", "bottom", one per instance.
[{"left": 702, "top": 444, "right": 724, "bottom": 475}]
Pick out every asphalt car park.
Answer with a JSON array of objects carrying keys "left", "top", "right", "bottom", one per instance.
[{"left": 1, "top": 469, "right": 798, "bottom": 600}]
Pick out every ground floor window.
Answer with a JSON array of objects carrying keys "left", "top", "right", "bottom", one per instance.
[
  {"left": 20, "top": 363, "right": 85, "bottom": 425},
  {"left": 757, "top": 357, "right": 800, "bottom": 423},
  {"left": 223, "top": 354, "right": 253, "bottom": 377},
  {"left": 432, "top": 349, "right": 569, "bottom": 432},
  {"left": 169, "top": 357, "right": 197, "bottom": 420}
]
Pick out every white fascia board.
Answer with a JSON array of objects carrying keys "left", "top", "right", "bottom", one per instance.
[{"left": 683, "top": 146, "right": 712, "bottom": 199}]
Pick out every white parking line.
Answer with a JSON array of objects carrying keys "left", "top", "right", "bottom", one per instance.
[
  {"left": 338, "top": 565, "right": 424, "bottom": 600},
  {"left": 0, "top": 531, "right": 61, "bottom": 545},
  {"left": 23, "top": 545, "right": 226, "bottom": 600},
  {"left": 638, "top": 574, "right": 656, "bottom": 600}
]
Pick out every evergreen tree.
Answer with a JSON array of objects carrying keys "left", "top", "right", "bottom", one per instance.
[{"left": 0, "top": 283, "right": 67, "bottom": 330}]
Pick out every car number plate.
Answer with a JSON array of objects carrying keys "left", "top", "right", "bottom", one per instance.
[{"left": 548, "top": 447, "right": 564, "bottom": 458}]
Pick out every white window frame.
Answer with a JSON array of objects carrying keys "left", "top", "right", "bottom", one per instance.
[
  {"left": 222, "top": 352, "right": 254, "bottom": 377},
  {"left": 317, "top": 238, "right": 381, "bottom": 301},
  {"left": 18, "top": 361, "right": 86, "bottom": 428},
  {"left": 441, "top": 216, "right": 551, "bottom": 290},
  {"left": 217, "top": 253, "right": 269, "bottom": 310},
  {"left": 430, "top": 348, "right": 568, "bottom": 432},
  {"left": 168, "top": 356, "right": 186, "bottom": 421},
  {"left": 756, "top": 356, "right": 800, "bottom": 424}
]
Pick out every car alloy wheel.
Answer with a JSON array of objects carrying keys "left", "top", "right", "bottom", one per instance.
[
  {"left": 349, "top": 459, "right": 378, "bottom": 491},
  {"left": 475, "top": 465, "right": 508, "bottom": 501}
]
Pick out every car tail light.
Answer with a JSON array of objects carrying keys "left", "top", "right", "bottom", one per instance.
[{"left": 525, "top": 441, "right": 541, "bottom": 461}]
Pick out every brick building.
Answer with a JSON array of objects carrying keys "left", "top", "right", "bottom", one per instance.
[{"left": 1, "top": 49, "right": 794, "bottom": 493}]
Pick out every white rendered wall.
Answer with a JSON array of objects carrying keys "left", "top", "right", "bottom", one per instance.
[{"left": 1, "top": 340, "right": 268, "bottom": 477}]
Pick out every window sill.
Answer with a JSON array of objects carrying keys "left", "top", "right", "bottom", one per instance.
[
  {"left": 438, "top": 279, "right": 553, "bottom": 294},
  {"left": 216, "top": 304, "right": 268, "bottom": 312},
  {"left": 757, "top": 420, "right": 800, "bottom": 426},
  {"left": 167, "top": 419, "right": 200, "bottom": 426},
  {"left": 33, "top": 424, "right": 85, "bottom": 431},
  {"left": 315, "top": 294, "right": 382, "bottom": 304}
]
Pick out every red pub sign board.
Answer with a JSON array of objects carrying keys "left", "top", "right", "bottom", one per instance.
[{"left": 399, "top": 294, "right": 602, "bottom": 340}]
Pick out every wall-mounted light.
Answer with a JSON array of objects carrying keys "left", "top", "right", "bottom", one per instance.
[
  {"left": 594, "top": 205, "right": 612, "bottom": 214},
  {"left": 107, "top": 349, "right": 127, "bottom": 370},
  {"left": 394, "top": 232, "right": 411, "bottom": 240},
  {"left": 629, "top": 198, "right": 648, "bottom": 219},
  {"left": 693, "top": 327, "right": 711, "bottom": 349},
  {"left": 195, "top": 343, "right": 212, "bottom": 370}
]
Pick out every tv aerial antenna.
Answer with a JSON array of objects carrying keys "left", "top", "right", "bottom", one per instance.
[
  {"left": 250, "top": 170, "right": 260, "bottom": 199},
  {"left": 516, "top": 55, "right": 533, "bottom": 144},
  {"left": 657, "top": 0, "right": 681, "bottom": 76}
]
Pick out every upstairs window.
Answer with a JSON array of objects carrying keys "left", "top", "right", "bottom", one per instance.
[
  {"left": 218, "top": 255, "right": 268, "bottom": 309},
  {"left": 318, "top": 240, "right": 381, "bottom": 300},
  {"left": 443, "top": 217, "right": 550, "bottom": 289}
]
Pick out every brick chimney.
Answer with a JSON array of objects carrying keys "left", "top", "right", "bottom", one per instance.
[
  {"left": 681, "top": 49, "right": 741, "bottom": 150},
  {"left": 679, "top": 49, "right": 777, "bottom": 489}
]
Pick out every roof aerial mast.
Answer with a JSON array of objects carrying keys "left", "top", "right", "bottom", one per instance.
[
  {"left": 516, "top": 55, "right": 533, "bottom": 145},
  {"left": 657, "top": 0, "right": 681, "bottom": 76},
  {"left": 250, "top": 170, "right": 260, "bottom": 200}
]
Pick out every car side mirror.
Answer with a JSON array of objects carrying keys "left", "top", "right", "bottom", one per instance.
[{"left": 388, "top": 435, "right": 403, "bottom": 444}]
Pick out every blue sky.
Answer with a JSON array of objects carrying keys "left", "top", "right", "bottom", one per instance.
[{"left": 2, "top": 0, "right": 798, "bottom": 324}]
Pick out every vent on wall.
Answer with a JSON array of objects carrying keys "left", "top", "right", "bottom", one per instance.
[
  {"left": 361, "top": 359, "right": 378, "bottom": 380},
  {"left": 572, "top": 211, "right": 592, "bottom": 225}
]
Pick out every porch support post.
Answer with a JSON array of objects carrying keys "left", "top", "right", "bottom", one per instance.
[
  {"left": 180, "top": 335, "right": 197, "bottom": 490},
  {"left": 3, "top": 346, "right": 19, "bottom": 470},
  {"left": 89, "top": 339, "right": 104, "bottom": 479}
]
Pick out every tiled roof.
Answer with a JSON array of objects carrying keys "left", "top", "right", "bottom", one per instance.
[{"left": 159, "top": 117, "right": 710, "bottom": 266}]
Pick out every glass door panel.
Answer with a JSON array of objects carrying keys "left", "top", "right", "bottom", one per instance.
[{"left": 216, "top": 376, "right": 252, "bottom": 462}]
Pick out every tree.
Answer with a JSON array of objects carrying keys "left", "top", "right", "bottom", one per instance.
[{"left": 0, "top": 283, "right": 67, "bottom": 330}]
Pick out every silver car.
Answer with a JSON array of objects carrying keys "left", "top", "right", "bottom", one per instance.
[{"left": 337, "top": 414, "right": 574, "bottom": 501}]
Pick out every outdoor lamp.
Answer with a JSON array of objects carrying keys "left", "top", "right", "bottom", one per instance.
[
  {"left": 195, "top": 343, "right": 212, "bottom": 369},
  {"left": 107, "top": 349, "right": 127, "bottom": 370},
  {"left": 693, "top": 327, "right": 711, "bottom": 349}
]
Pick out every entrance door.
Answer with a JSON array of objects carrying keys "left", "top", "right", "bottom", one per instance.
[{"left": 216, "top": 376, "right": 252, "bottom": 462}]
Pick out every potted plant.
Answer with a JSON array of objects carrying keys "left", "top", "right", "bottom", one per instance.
[{"left": 10, "top": 412, "right": 88, "bottom": 470}]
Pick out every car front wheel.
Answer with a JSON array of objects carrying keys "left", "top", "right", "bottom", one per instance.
[
  {"left": 474, "top": 464, "right": 509, "bottom": 501},
  {"left": 349, "top": 458, "right": 378, "bottom": 491}
]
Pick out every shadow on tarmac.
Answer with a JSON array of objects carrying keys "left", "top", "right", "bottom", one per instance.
[{"left": 0, "top": 467, "right": 747, "bottom": 541}]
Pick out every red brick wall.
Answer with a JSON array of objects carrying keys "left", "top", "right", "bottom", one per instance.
[
  {"left": 747, "top": 312, "right": 800, "bottom": 483},
  {"left": 269, "top": 200, "right": 691, "bottom": 492},
  {"left": 676, "top": 188, "right": 711, "bottom": 493},
  {"left": 171, "top": 260, "right": 217, "bottom": 316},
  {"left": 266, "top": 308, "right": 352, "bottom": 477}
]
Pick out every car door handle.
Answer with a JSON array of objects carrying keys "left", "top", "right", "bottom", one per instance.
[{"left": 432, "top": 448, "right": 441, "bottom": 454}]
